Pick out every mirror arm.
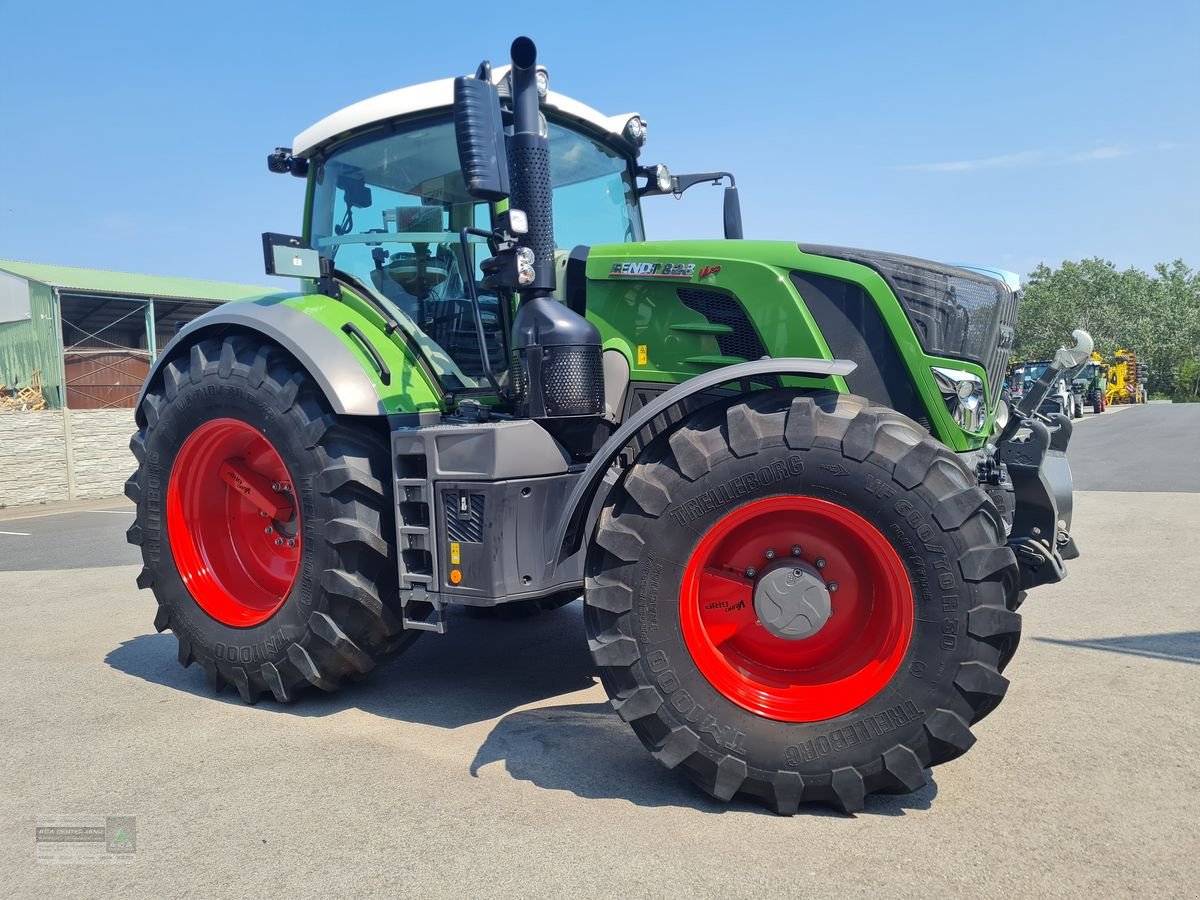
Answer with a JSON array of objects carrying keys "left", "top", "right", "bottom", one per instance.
[
  {"left": 637, "top": 168, "right": 735, "bottom": 198},
  {"left": 672, "top": 171, "right": 735, "bottom": 195},
  {"left": 316, "top": 255, "right": 342, "bottom": 301}
]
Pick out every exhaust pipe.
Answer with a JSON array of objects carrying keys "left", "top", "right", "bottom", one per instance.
[
  {"left": 508, "top": 37, "right": 604, "bottom": 428},
  {"left": 508, "top": 37, "right": 555, "bottom": 298}
]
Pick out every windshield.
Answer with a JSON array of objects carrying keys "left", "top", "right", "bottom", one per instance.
[
  {"left": 1010, "top": 362, "right": 1051, "bottom": 389},
  {"left": 309, "top": 115, "right": 643, "bottom": 390}
]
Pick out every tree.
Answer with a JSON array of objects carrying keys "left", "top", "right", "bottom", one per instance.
[{"left": 1015, "top": 258, "right": 1200, "bottom": 396}]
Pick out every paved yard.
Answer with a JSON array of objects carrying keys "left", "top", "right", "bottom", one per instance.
[{"left": 0, "top": 405, "right": 1196, "bottom": 898}]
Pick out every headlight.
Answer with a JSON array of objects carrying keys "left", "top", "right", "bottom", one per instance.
[
  {"left": 994, "top": 397, "right": 1010, "bottom": 432},
  {"left": 535, "top": 68, "right": 549, "bottom": 98},
  {"left": 516, "top": 246, "right": 536, "bottom": 267},
  {"left": 625, "top": 116, "right": 647, "bottom": 146},
  {"left": 931, "top": 366, "right": 986, "bottom": 432}
]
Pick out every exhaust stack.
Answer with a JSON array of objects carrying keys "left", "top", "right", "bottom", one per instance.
[
  {"left": 507, "top": 36, "right": 555, "bottom": 297},
  {"left": 508, "top": 37, "right": 604, "bottom": 426}
]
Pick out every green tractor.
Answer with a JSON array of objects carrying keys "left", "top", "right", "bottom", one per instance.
[{"left": 126, "top": 37, "right": 1090, "bottom": 813}]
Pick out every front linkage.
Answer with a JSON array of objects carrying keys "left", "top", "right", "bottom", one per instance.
[{"left": 994, "top": 329, "right": 1092, "bottom": 589}]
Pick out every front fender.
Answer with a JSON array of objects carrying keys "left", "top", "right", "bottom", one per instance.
[{"left": 548, "top": 357, "right": 857, "bottom": 574}]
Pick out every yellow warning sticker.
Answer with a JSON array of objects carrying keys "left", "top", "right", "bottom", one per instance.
[
  {"left": 637, "top": 344, "right": 648, "bottom": 366},
  {"left": 449, "top": 542, "right": 461, "bottom": 565}
]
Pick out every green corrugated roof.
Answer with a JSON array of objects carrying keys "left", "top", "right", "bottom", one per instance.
[{"left": 0, "top": 260, "right": 275, "bottom": 303}]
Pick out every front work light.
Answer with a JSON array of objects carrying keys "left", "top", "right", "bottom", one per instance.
[
  {"left": 506, "top": 208, "right": 529, "bottom": 235},
  {"left": 625, "top": 116, "right": 647, "bottom": 146},
  {"left": 654, "top": 164, "right": 672, "bottom": 193},
  {"left": 517, "top": 246, "right": 537, "bottom": 285}
]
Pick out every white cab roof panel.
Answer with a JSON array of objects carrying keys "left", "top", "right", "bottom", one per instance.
[{"left": 293, "top": 68, "right": 640, "bottom": 158}]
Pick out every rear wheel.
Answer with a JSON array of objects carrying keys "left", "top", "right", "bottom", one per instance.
[
  {"left": 126, "top": 334, "right": 423, "bottom": 703},
  {"left": 584, "top": 392, "right": 1020, "bottom": 813}
]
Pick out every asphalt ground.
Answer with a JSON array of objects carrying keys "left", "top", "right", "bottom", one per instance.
[{"left": 1, "top": 404, "right": 1197, "bottom": 898}]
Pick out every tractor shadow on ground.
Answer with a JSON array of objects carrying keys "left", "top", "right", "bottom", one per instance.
[
  {"left": 106, "top": 603, "right": 597, "bottom": 729},
  {"left": 1034, "top": 631, "right": 1200, "bottom": 665},
  {"left": 469, "top": 701, "right": 939, "bottom": 817},
  {"left": 107, "top": 602, "right": 938, "bottom": 817}
]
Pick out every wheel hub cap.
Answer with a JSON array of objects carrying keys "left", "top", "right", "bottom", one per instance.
[
  {"left": 753, "top": 563, "right": 831, "bottom": 640},
  {"left": 679, "top": 495, "right": 914, "bottom": 722}
]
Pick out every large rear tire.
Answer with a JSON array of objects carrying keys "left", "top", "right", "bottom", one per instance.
[
  {"left": 583, "top": 391, "right": 1021, "bottom": 813},
  {"left": 126, "top": 334, "right": 422, "bottom": 704}
]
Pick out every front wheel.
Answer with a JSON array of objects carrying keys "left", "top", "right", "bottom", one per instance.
[
  {"left": 126, "top": 334, "right": 422, "bottom": 704},
  {"left": 584, "top": 392, "right": 1020, "bottom": 813}
]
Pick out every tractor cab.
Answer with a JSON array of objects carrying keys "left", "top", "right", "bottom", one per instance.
[{"left": 277, "top": 70, "right": 651, "bottom": 397}]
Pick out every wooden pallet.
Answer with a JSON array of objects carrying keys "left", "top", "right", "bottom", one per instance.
[{"left": 0, "top": 370, "right": 47, "bottom": 412}]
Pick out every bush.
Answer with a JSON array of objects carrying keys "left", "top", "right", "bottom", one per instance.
[{"left": 1173, "top": 359, "right": 1200, "bottom": 403}]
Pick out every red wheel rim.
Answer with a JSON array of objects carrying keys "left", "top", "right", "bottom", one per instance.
[
  {"left": 680, "top": 496, "right": 913, "bottom": 722},
  {"left": 166, "top": 418, "right": 301, "bottom": 627}
]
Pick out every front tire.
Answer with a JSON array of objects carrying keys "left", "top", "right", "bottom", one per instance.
[
  {"left": 583, "top": 392, "right": 1020, "bottom": 813},
  {"left": 126, "top": 334, "right": 421, "bottom": 704}
]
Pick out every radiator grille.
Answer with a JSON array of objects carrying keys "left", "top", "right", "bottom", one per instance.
[{"left": 798, "top": 244, "right": 1019, "bottom": 399}]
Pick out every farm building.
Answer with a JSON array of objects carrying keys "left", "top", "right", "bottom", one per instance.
[
  {"left": 0, "top": 261, "right": 270, "bottom": 410},
  {"left": 0, "top": 261, "right": 272, "bottom": 507}
]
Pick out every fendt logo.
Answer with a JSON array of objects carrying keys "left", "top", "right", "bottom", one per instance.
[{"left": 609, "top": 261, "right": 696, "bottom": 279}]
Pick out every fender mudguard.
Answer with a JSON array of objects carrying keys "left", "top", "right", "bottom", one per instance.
[
  {"left": 136, "top": 298, "right": 389, "bottom": 420},
  {"left": 548, "top": 357, "right": 856, "bottom": 573}
]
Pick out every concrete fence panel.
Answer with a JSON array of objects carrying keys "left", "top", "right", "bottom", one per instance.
[{"left": 0, "top": 409, "right": 136, "bottom": 507}]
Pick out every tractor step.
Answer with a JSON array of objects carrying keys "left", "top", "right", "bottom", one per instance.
[{"left": 401, "top": 585, "right": 448, "bottom": 634}]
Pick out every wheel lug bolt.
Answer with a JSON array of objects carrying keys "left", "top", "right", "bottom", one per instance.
[
  {"left": 828, "top": 581, "right": 839, "bottom": 592},
  {"left": 274, "top": 538, "right": 283, "bottom": 547},
  {"left": 791, "top": 545, "right": 802, "bottom": 556},
  {"left": 745, "top": 566, "right": 757, "bottom": 578},
  {"left": 264, "top": 526, "right": 274, "bottom": 534},
  {"left": 815, "top": 558, "right": 827, "bottom": 569},
  {"left": 764, "top": 548, "right": 776, "bottom": 560},
  {"left": 283, "top": 484, "right": 292, "bottom": 493},
  {"left": 259, "top": 511, "right": 267, "bottom": 518},
  {"left": 272, "top": 482, "right": 281, "bottom": 492},
  {"left": 286, "top": 539, "right": 296, "bottom": 548}
]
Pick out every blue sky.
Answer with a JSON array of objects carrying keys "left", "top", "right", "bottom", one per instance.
[{"left": 1, "top": 0, "right": 1196, "bottom": 286}]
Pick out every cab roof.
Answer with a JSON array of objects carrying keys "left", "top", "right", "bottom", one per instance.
[{"left": 293, "top": 67, "right": 642, "bottom": 159}]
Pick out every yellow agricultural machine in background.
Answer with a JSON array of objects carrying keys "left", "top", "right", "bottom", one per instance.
[{"left": 1106, "top": 349, "right": 1148, "bottom": 405}]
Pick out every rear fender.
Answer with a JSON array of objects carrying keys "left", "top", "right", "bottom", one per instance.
[{"left": 136, "top": 297, "right": 427, "bottom": 424}]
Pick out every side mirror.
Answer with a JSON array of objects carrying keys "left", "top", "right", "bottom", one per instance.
[
  {"left": 262, "top": 233, "right": 322, "bottom": 279},
  {"left": 723, "top": 184, "right": 743, "bottom": 240},
  {"left": 263, "top": 233, "right": 340, "bottom": 299},
  {"left": 453, "top": 66, "right": 511, "bottom": 202}
]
